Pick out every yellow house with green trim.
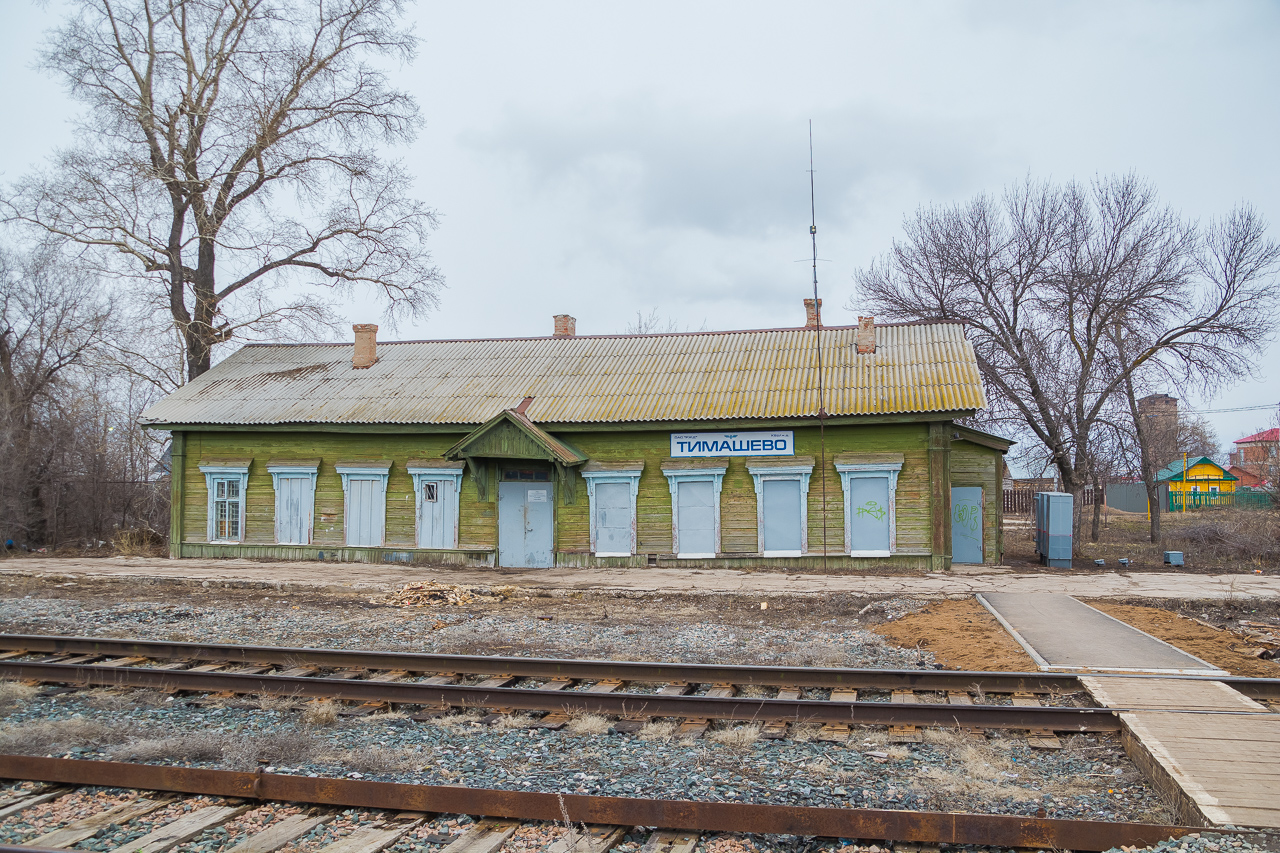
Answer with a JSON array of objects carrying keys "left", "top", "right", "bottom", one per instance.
[{"left": 1157, "top": 457, "right": 1237, "bottom": 509}]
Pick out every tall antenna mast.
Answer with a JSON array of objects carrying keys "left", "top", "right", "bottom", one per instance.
[{"left": 809, "top": 120, "right": 829, "bottom": 570}]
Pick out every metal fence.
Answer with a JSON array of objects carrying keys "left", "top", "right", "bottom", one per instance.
[{"left": 1167, "top": 490, "right": 1275, "bottom": 511}]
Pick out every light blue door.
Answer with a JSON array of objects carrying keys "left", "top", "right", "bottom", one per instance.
[
  {"left": 847, "top": 477, "right": 890, "bottom": 554},
  {"left": 762, "top": 478, "right": 802, "bottom": 553},
  {"left": 951, "top": 486, "right": 984, "bottom": 564},
  {"left": 594, "top": 482, "right": 632, "bottom": 555},
  {"left": 498, "top": 481, "right": 554, "bottom": 567},
  {"left": 676, "top": 479, "right": 716, "bottom": 556}
]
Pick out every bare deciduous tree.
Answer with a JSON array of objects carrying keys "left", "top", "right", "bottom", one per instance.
[
  {"left": 855, "top": 175, "right": 1279, "bottom": 546},
  {"left": 3, "top": 0, "right": 443, "bottom": 380}
]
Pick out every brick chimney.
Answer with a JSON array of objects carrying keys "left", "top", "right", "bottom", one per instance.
[
  {"left": 352, "top": 324, "right": 378, "bottom": 369},
  {"left": 553, "top": 314, "right": 576, "bottom": 337},
  {"left": 804, "top": 298, "right": 822, "bottom": 328},
  {"left": 856, "top": 316, "right": 876, "bottom": 354}
]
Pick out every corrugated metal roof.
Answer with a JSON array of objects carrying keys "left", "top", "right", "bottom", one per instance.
[{"left": 140, "top": 323, "right": 987, "bottom": 427}]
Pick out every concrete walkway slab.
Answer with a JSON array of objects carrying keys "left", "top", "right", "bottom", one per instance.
[
  {"left": 1, "top": 556, "right": 1279, "bottom": 600},
  {"left": 977, "top": 592, "right": 1227, "bottom": 674}
]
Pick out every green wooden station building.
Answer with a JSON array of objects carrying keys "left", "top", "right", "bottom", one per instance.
[{"left": 141, "top": 308, "right": 1012, "bottom": 572}]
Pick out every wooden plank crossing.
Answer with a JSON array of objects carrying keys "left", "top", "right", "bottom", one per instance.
[{"left": 1082, "top": 676, "right": 1280, "bottom": 829}]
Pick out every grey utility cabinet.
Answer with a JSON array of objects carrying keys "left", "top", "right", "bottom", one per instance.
[{"left": 1033, "top": 491, "right": 1073, "bottom": 568}]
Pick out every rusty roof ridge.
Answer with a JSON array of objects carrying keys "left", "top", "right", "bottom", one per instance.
[{"left": 235, "top": 319, "right": 967, "bottom": 348}]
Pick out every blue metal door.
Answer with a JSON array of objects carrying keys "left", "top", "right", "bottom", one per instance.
[
  {"left": 498, "top": 480, "right": 554, "bottom": 567},
  {"left": 951, "top": 486, "right": 984, "bottom": 564},
  {"left": 847, "top": 477, "right": 890, "bottom": 554}
]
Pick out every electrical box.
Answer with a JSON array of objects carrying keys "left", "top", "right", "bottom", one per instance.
[
  {"left": 1163, "top": 551, "right": 1185, "bottom": 567},
  {"left": 1034, "top": 492, "right": 1073, "bottom": 568}
]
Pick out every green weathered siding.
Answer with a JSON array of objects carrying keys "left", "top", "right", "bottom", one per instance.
[{"left": 180, "top": 421, "right": 946, "bottom": 568}]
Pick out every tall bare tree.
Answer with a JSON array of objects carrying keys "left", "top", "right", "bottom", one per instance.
[
  {"left": 3, "top": 0, "right": 442, "bottom": 380},
  {"left": 855, "top": 175, "right": 1278, "bottom": 545}
]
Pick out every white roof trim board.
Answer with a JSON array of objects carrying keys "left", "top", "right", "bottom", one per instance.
[{"left": 141, "top": 323, "right": 986, "bottom": 427}]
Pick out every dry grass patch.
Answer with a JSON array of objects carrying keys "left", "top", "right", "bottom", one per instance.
[
  {"left": 0, "top": 718, "right": 134, "bottom": 755},
  {"left": 336, "top": 746, "right": 418, "bottom": 775},
  {"left": 254, "top": 693, "right": 304, "bottom": 713},
  {"left": 301, "top": 699, "right": 339, "bottom": 727},
  {"left": 430, "top": 710, "right": 484, "bottom": 733},
  {"left": 490, "top": 713, "right": 539, "bottom": 730},
  {"left": 109, "top": 732, "right": 224, "bottom": 763},
  {"left": 789, "top": 723, "right": 824, "bottom": 743},
  {"left": 0, "top": 680, "right": 37, "bottom": 709},
  {"left": 85, "top": 688, "right": 169, "bottom": 711},
  {"left": 222, "top": 730, "right": 319, "bottom": 770},
  {"left": 638, "top": 720, "right": 678, "bottom": 741},
  {"left": 708, "top": 723, "right": 762, "bottom": 750},
  {"left": 565, "top": 713, "right": 612, "bottom": 736}
]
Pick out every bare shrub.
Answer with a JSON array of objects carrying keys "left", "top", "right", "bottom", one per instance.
[
  {"left": 109, "top": 732, "right": 223, "bottom": 763},
  {"left": 254, "top": 694, "right": 303, "bottom": 714},
  {"left": 0, "top": 719, "right": 133, "bottom": 755},
  {"left": 565, "top": 713, "right": 612, "bottom": 736},
  {"left": 301, "top": 700, "right": 340, "bottom": 727},
  {"left": 1169, "top": 510, "right": 1280, "bottom": 564},
  {"left": 112, "top": 528, "right": 165, "bottom": 556},
  {"left": 0, "top": 680, "right": 37, "bottom": 709},
  {"left": 222, "top": 730, "right": 319, "bottom": 770},
  {"left": 708, "top": 723, "right": 762, "bottom": 750},
  {"left": 638, "top": 720, "right": 678, "bottom": 742}
]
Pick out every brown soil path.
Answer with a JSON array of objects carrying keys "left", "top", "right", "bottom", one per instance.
[
  {"left": 872, "top": 598, "right": 1038, "bottom": 671},
  {"left": 1088, "top": 602, "right": 1280, "bottom": 679}
]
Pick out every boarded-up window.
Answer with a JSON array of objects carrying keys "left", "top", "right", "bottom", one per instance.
[
  {"left": 268, "top": 462, "right": 319, "bottom": 546},
  {"left": 835, "top": 457, "right": 903, "bottom": 558},
  {"left": 595, "top": 482, "right": 632, "bottom": 555},
  {"left": 337, "top": 464, "right": 391, "bottom": 549},
  {"left": 582, "top": 465, "right": 643, "bottom": 557},
  {"left": 761, "top": 478, "right": 802, "bottom": 554},
  {"left": 676, "top": 480, "right": 717, "bottom": 557}
]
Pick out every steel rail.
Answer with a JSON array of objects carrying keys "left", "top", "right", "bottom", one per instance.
[
  {"left": 0, "top": 755, "right": 1202, "bottom": 851},
  {"left": 0, "top": 633, "right": 1081, "bottom": 691},
  {"left": 4, "top": 633, "right": 1276, "bottom": 699},
  {"left": 0, "top": 661, "right": 1121, "bottom": 730}
]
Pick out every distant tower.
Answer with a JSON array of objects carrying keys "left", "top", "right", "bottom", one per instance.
[{"left": 1138, "top": 393, "right": 1179, "bottom": 471}]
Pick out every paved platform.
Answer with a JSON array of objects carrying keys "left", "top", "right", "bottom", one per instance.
[
  {"left": 976, "top": 592, "right": 1226, "bottom": 674},
  {"left": 1, "top": 556, "right": 1279, "bottom": 599},
  {"left": 1082, "top": 676, "right": 1280, "bottom": 829}
]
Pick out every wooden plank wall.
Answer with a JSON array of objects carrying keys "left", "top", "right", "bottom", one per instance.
[{"left": 181, "top": 422, "right": 941, "bottom": 561}]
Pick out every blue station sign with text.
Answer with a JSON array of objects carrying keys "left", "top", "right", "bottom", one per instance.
[{"left": 670, "top": 431, "right": 795, "bottom": 458}]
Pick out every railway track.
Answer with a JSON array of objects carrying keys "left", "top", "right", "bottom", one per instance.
[
  {"left": 0, "top": 755, "right": 1212, "bottom": 852},
  {"left": 2, "top": 634, "right": 1277, "bottom": 742}
]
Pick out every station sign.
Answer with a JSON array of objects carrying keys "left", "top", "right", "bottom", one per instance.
[{"left": 670, "top": 430, "right": 795, "bottom": 457}]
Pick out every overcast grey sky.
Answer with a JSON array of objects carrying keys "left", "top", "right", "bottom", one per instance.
[{"left": 2, "top": 1, "right": 1278, "bottom": 450}]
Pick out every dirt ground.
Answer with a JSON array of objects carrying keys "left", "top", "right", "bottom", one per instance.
[
  {"left": 871, "top": 598, "right": 1038, "bottom": 671},
  {"left": 1087, "top": 601, "right": 1280, "bottom": 678},
  {"left": 872, "top": 595, "right": 1280, "bottom": 677}
]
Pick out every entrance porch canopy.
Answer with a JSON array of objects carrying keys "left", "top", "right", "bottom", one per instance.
[{"left": 444, "top": 401, "right": 588, "bottom": 501}]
